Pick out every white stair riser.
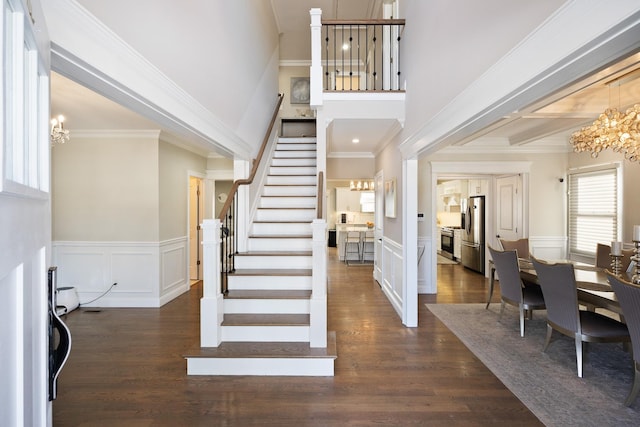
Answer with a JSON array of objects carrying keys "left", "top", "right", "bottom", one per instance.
[
  {"left": 266, "top": 175, "right": 316, "bottom": 185},
  {"left": 274, "top": 150, "right": 316, "bottom": 158},
  {"left": 234, "top": 256, "right": 312, "bottom": 269},
  {"left": 221, "top": 325, "right": 309, "bottom": 342},
  {"left": 270, "top": 166, "right": 317, "bottom": 175},
  {"left": 263, "top": 185, "right": 317, "bottom": 196},
  {"left": 252, "top": 222, "right": 312, "bottom": 235},
  {"left": 224, "top": 299, "right": 310, "bottom": 314},
  {"left": 271, "top": 157, "right": 316, "bottom": 167},
  {"left": 255, "top": 209, "right": 315, "bottom": 221},
  {"left": 186, "top": 357, "right": 334, "bottom": 376},
  {"left": 278, "top": 136, "right": 318, "bottom": 144},
  {"left": 227, "top": 275, "right": 312, "bottom": 290},
  {"left": 259, "top": 197, "right": 316, "bottom": 208},
  {"left": 276, "top": 143, "right": 316, "bottom": 151},
  {"left": 248, "top": 238, "right": 312, "bottom": 252}
]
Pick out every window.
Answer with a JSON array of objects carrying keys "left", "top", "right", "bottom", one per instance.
[
  {"left": 2, "top": 0, "right": 49, "bottom": 196},
  {"left": 568, "top": 164, "right": 621, "bottom": 262}
]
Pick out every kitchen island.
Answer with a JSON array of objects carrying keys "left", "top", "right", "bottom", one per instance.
[{"left": 335, "top": 224, "right": 374, "bottom": 263}]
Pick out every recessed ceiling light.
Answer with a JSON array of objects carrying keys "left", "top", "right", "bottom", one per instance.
[
  {"left": 352, "top": 138, "right": 360, "bottom": 143},
  {"left": 342, "top": 43, "right": 349, "bottom": 50}
]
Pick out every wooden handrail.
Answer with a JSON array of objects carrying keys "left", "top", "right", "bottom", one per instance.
[
  {"left": 217, "top": 93, "right": 284, "bottom": 221},
  {"left": 322, "top": 19, "right": 405, "bottom": 25},
  {"left": 316, "top": 171, "right": 324, "bottom": 220}
]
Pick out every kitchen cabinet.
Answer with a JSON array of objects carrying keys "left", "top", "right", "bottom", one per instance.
[
  {"left": 454, "top": 229, "right": 462, "bottom": 260},
  {"left": 468, "top": 179, "right": 489, "bottom": 196},
  {"left": 436, "top": 227, "right": 442, "bottom": 254}
]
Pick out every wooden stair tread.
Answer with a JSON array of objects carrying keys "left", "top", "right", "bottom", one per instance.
[
  {"left": 256, "top": 207, "right": 314, "bottom": 210},
  {"left": 222, "top": 313, "right": 310, "bottom": 326},
  {"left": 249, "top": 234, "right": 312, "bottom": 239},
  {"left": 225, "top": 290, "right": 312, "bottom": 299},
  {"left": 185, "top": 332, "right": 336, "bottom": 359},
  {"left": 260, "top": 196, "right": 315, "bottom": 199},
  {"left": 234, "top": 251, "right": 312, "bottom": 257},
  {"left": 230, "top": 269, "right": 311, "bottom": 276},
  {"left": 253, "top": 220, "right": 312, "bottom": 224}
]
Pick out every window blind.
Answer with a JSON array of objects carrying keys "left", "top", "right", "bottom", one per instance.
[{"left": 568, "top": 167, "right": 618, "bottom": 258}]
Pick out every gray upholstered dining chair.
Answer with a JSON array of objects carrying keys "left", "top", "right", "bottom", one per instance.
[
  {"left": 488, "top": 246, "right": 545, "bottom": 337},
  {"left": 607, "top": 273, "right": 640, "bottom": 406},
  {"left": 531, "top": 256, "right": 630, "bottom": 378},
  {"left": 499, "top": 238, "right": 530, "bottom": 260},
  {"left": 596, "top": 243, "right": 634, "bottom": 271}
]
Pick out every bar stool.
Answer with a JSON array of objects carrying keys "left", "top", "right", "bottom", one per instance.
[
  {"left": 362, "top": 230, "right": 375, "bottom": 262},
  {"left": 344, "top": 231, "right": 362, "bottom": 262}
]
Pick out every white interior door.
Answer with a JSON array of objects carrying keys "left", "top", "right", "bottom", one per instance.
[
  {"left": 189, "top": 177, "right": 202, "bottom": 281},
  {"left": 496, "top": 174, "right": 523, "bottom": 243}
]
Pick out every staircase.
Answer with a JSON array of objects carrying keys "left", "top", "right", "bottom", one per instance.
[{"left": 185, "top": 135, "right": 336, "bottom": 376}]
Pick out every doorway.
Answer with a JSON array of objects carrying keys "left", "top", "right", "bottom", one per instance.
[{"left": 189, "top": 176, "right": 204, "bottom": 282}]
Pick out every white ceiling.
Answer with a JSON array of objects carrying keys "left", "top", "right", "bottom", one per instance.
[{"left": 50, "top": 1, "right": 640, "bottom": 158}]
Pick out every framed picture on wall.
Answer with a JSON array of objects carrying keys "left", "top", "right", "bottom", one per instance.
[
  {"left": 290, "top": 77, "right": 311, "bottom": 104},
  {"left": 384, "top": 178, "right": 396, "bottom": 218}
]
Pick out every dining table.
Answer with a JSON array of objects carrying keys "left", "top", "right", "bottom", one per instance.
[{"left": 487, "top": 258, "right": 633, "bottom": 315}]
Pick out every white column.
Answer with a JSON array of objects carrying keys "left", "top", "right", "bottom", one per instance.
[
  {"left": 200, "top": 219, "right": 224, "bottom": 347},
  {"left": 403, "top": 158, "right": 418, "bottom": 327},
  {"left": 309, "top": 8, "right": 323, "bottom": 108},
  {"left": 310, "top": 219, "right": 327, "bottom": 347}
]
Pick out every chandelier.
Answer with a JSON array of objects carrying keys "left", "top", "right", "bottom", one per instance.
[
  {"left": 350, "top": 180, "right": 374, "bottom": 191},
  {"left": 569, "top": 76, "right": 640, "bottom": 164},
  {"left": 50, "top": 115, "right": 70, "bottom": 146}
]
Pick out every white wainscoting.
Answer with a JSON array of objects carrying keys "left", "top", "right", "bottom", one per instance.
[
  {"left": 529, "top": 236, "right": 567, "bottom": 260},
  {"left": 380, "top": 237, "right": 404, "bottom": 318},
  {"left": 418, "top": 236, "right": 436, "bottom": 294},
  {"left": 52, "top": 237, "right": 189, "bottom": 307}
]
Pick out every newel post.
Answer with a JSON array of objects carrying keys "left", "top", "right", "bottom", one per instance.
[
  {"left": 309, "top": 8, "right": 323, "bottom": 108},
  {"left": 200, "top": 219, "right": 224, "bottom": 347},
  {"left": 310, "top": 219, "right": 328, "bottom": 347}
]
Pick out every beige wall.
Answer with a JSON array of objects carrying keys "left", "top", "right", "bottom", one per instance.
[
  {"left": 52, "top": 134, "right": 160, "bottom": 241},
  {"left": 52, "top": 134, "right": 208, "bottom": 242},
  {"left": 159, "top": 141, "right": 208, "bottom": 241},
  {"left": 279, "top": 66, "right": 313, "bottom": 119},
  {"left": 327, "top": 157, "right": 375, "bottom": 180},
  {"left": 376, "top": 142, "right": 404, "bottom": 243}
]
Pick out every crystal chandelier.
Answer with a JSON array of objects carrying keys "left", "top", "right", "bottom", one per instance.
[
  {"left": 50, "top": 115, "right": 70, "bottom": 146},
  {"left": 569, "top": 77, "right": 640, "bottom": 164}
]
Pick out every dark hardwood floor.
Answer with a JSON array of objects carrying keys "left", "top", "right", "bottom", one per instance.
[{"left": 53, "top": 249, "right": 541, "bottom": 426}]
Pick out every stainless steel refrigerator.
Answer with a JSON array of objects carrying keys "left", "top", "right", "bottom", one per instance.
[{"left": 461, "top": 195, "right": 485, "bottom": 274}]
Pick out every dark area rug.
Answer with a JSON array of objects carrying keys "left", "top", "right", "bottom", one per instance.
[{"left": 426, "top": 303, "right": 640, "bottom": 427}]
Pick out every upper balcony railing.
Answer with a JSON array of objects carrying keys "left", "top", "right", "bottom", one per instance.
[{"left": 321, "top": 19, "right": 405, "bottom": 92}]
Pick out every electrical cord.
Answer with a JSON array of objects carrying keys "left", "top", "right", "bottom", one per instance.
[{"left": 80, "top": 282, "right": 117, "bottom": 306}]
